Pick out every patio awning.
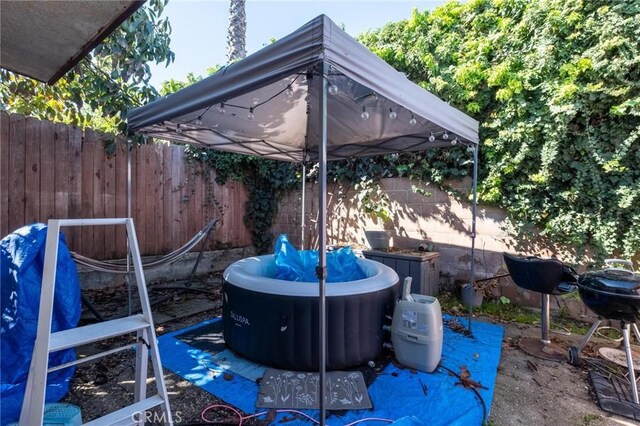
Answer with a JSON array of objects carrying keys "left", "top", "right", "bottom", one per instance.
[
  {"left": 0, "top": 0, "right": 143, "bottom": 84},
  {"left": 127, "top": 14, "right": 478, "bottom": 162}
]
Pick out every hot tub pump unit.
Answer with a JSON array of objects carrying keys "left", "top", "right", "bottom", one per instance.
[{"left": 389, "top": 277, "right": 443, "bottom": 373}]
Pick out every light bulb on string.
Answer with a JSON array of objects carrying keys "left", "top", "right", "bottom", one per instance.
[
  {"left": 176, "top": 123, "right": 182, "bottom": 134},
  {"left": 328, "top": 83, "right": 338, "bottom": 95},
  {"left": 451, "top": 138, "right": 458, "bottom": 146},
  {"left": 361, "top": 106, "right": 370, "bottom": 121},
  {"left": 285, "top": 85, "right": 294, "bottom": 97},
  {"left": 389, "top": 108, "right": 397, "bottom": 120},
  {"left": 219, "top": 103, "right": 226, "bottom": 114},
  {"left": 442, "top": 131, "right": 449, "bottom": 140},
  {"left": 194, "top": 117, "right": 202, "bottom": 125},
  {"left": 247, "top": 107, "right": 255, "bottom": 120},
  {"left": 409, "top": 114, "right": 417, "bottom": 126},
  {"left": 428, "top": 133, "right": 436, "bottom": 142}
]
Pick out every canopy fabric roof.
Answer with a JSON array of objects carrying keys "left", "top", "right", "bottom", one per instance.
[
  {"left": 0, "top": 0, "right": 143, "bottom": 84},
  {"left": 127, "top": 15, "right": 479, "bottom": 162}
]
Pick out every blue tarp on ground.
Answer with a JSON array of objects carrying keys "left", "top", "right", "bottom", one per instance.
[
  {"left": 0, "top": 224, "right": 81, "bottom": 425},
  {"left": 158, "top": 315, "right": 503, "bottom": 425}
]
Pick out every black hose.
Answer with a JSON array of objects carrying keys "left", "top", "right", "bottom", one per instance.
[{"left": 438, "top": 364, "right": 488, "bottom": 425}]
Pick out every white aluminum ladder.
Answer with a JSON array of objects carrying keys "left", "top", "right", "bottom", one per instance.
[{"left": 19, "top": 218, "right": 172, "bottom": 425}]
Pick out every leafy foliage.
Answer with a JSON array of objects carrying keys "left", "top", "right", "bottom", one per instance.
[
  {"left": 185, "top": 148, "right": 300, "bottom": 253},
  {"left": 0, "top": 0, "right": 174, "bottom": 134},
  {"left": 359, "top": 0, "right": 640, "bottom": 258}
]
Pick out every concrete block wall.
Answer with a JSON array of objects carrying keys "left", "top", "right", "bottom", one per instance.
[{"left": 273, "top": 177, "right": 588, "bottom": 314}]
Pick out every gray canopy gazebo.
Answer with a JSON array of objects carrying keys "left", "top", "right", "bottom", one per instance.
[{"left": 128, "top": 14, "right": 479, "bottom": 424}]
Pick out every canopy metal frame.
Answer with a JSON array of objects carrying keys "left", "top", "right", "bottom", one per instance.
[{"left": 127, "top": 15, "right": 480, "bottom": 425}]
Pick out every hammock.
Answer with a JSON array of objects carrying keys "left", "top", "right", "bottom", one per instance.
[{"left": 70, "top": 218, "right": 220, "bottom": 274}]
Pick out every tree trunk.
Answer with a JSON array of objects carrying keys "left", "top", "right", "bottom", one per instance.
[{"left": 227, "top": 0, "right": 246, "bottom": 62}]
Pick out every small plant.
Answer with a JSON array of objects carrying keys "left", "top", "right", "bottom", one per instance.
[{"left": 581, "top": 413, "right": 601, "bottom": 426}]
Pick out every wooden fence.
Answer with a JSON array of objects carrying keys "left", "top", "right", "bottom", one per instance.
[{"left": 1, "top": 112, "right": 251, "bottom": 259}]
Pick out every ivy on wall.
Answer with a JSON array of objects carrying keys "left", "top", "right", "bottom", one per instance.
[
  {"left": 359, "top": 0, "right": 640, "bottom": 259},
  {"left": 186, "top": 0, "right": 639, "bottom": 260},
  {"left": 185, "top": 148, "right": 300, "bottom": 253}
]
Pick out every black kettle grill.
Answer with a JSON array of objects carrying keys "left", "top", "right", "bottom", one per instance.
[{"left": 569, "top": 263, "right": 640, "bottom": 404}]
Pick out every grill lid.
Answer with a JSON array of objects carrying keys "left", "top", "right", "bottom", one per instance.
[{"left": 578, "top": 269, "right": 640, "bottom": 297}]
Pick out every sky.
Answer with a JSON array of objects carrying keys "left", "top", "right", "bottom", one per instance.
[{"left": 149, "top": 0, "right": 448, "bottom": 88}]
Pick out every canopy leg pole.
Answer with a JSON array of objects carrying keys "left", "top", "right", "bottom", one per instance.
[
  {"left": 468, "top": 144, "right": 479, "bottom": 332},
  {"left": 126, "top": 138, "right": 133, "bottom": 316},
  {"left": 316, "top": 63, "right": 329, "bottom": 426},
  {"left": 301, "top": 163, "right": 306, "bottom": 250}
]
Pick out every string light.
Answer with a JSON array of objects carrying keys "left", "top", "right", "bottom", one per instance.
[
  {"left": 389, "top": 108, "right": 397, "bottom": 120},
  {"left": 429, "top": 133, "right": 436, "bottom": 142},
  {"left": 328, "top": 83, "right": 338, "bottom": 95},
  {"left": 361, "top": 106, "right": 370, "bottom": 121},
  {"left": 194, "top": 117, "right": 202, "bottom": 125},
  {"left": 247, "top": 107, "right": 255, "bottom": 120},
  {"left": 409, "top": 114, "right": 417, "bottom": 126},
  {"left": 176, "top": 123, "right": 182, "bottom": 133},
  {"left": 451, "top": 137, "right": 458, "bottom": 145},
  {"left": 443, "top": 131, "right": 449, "bottom": 140},
  {"left": 219, "top": 103, "right": 226, "bottom": 114},
  {"left": 285, "top": 85, "right": 294, "bottom": 97}
]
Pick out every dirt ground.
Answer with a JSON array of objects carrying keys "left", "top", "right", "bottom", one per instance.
[{"left": 61, "top": 275, "right": 635, "bottom": 425}]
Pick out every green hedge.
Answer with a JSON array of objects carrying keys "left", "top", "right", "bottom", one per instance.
[{"left": 359, "top": 0, "right": 640, "bottom": 259}]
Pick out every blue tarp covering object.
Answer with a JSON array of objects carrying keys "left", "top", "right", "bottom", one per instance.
[
  {"left": 274, "top": 234, "right": 366, "bottom": 282},
  {"left": 158, "top": 315, "right": 503, "bottom": 425},
  {"left": 0, "top": 224, "right": 81, "bottom": 425}
]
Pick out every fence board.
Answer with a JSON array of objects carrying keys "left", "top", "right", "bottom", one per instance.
[
  {"left": 3, "top": 113, "right": 251, "bottom": 259},
  {"left": 92, "top": 130, "right": 106, "bottom": 260},
  {"left": 40, "top": 120, "right": 56, "bottom": 223},
  {"left": 153, "top": 144, "right": 165, "bottom": 255},
  {"left": 0, "top": 113, "right": 10, "bottom": 237},
  {"left": 143, "top": 143, "right": 156, "bottom": 254},
  {"left": 104, "top": 143, "right": 117, "bottom": 259},
  {"left": 24, "top": 118, "right": 40, "bottom": 225},
  {"left": 114, "top": 140, "right": 128, "bottom": 255},
  {"left": 67, "top": 125, "right": 83, "bottom": 251},
  {"left": 8, "top": 115, "right": 26, "bottom": 233},
  {"left": 170, "top": 146, "right": 182, "bottom": 250},
  {"left": 79, "top": 130, "right": 95, "bottom": 256},
  {"left": 162, "top": 144, "right": 173, "bottom": 253},
  {"left": 54, "top": 123, "right": 70, "bottom": 222},
  {"left": 134, "top": 145, "right": 146, "bottom": 253}
]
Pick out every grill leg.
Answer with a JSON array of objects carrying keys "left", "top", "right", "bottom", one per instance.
[
  {"left": 622, "top": 322, "right": 639, "bottom": 404},
  {"left": 541, "top": 294, "right": 550, "bottom": 344},
  {"left": 632, "top": 323, "right": 640, "bottom": 344},
  {"left": 577, "top": 320, "right": 601, "bottom": 353}
]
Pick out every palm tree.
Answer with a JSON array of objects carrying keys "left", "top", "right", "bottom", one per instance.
[{"left": 227, "top": 0, "right": 246, "bottom": 62}]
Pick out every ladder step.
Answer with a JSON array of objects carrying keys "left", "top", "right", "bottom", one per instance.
[
  {"left": 83, "top": 395, "right": 165, "bottom": 426},
  {"left": 50, "top": 315, "right": 150, "bottom": 352}
]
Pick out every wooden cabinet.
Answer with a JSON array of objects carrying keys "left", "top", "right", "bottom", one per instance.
[{"left": 362, "top": 250, "right": 441, "bottom": 296}]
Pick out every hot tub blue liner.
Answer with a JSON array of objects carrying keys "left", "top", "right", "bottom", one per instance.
[
  {"left": 1, "top": 224, "right": 81, "bottom": 425},
  {"left": 274, "top": 234, "right": 366, "bottom": 282}
]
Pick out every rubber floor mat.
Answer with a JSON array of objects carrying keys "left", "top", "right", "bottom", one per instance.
[{"left": 589, "top": 370, "right": 640, "bottom": 422}]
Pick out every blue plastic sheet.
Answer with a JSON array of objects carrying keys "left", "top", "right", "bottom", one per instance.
[
  {"left": 274, "top": 234, "right": 366, "bottom": 282},
  {"left": 157, "top": 315, "right": 504, "bottom": 425},
  {"left": 1, "top": 224, "right": 81, "bottom": 425}
]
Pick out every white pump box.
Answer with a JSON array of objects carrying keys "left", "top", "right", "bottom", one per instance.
[{"left": 391, "top": 294, "right": 443, "bottom": 373}]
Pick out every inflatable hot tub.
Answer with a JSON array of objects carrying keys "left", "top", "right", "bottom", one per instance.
[{"left": 222, "top": 254, "right": 399, "bottom": 371}]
